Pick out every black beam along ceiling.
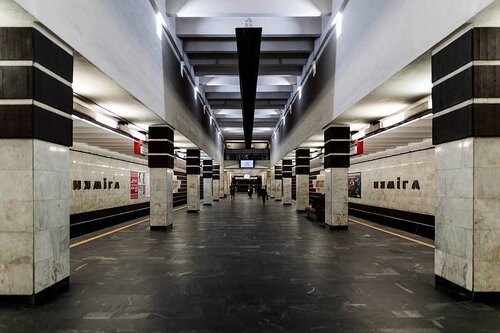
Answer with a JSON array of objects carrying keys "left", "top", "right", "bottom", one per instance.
[{"left": 235, "top": 27, "right": 262, "bottom": 148}]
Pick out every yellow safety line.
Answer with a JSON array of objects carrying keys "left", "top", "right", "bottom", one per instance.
[
  {"left": 70, "top": 205, "right": 187, "bottom": 248},
  {"left": 349, "top": 218, "right": 435, "bottom": 249}
]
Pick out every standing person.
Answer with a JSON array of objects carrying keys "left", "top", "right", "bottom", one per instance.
[
  {"left": 230, "top": 185, "right": 235, "bottom": 201},
  {"left": 248, "top": 185, "right": 252, "bottom": 198},
  {"left": 261, "top": 186, "right": 267, "bottom": 205}
]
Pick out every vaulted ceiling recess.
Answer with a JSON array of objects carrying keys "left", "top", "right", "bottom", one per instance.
[{"left": 235, "top": 27, "right": 262, "bottom": 148}]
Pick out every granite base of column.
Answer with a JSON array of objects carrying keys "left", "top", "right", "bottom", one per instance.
[
  {"left": 150, "top": 225, "right": 173, "bottom": 231},
  {"left": 435, "top": 275, "right": 500, "bottom": 302},
  {"left": 0, "top": 277, "right": 70, "bottom": 307},
  {"left": 324, "top": 224, "right": 349, "bottom": 231}
]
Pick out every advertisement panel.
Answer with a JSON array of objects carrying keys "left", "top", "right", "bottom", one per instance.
[{"left": 348, "top": 172, "right": 362, "bottom": 198}]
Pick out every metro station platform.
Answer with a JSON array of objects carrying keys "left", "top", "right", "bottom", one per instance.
[{"left": 1, "top": 195, "right": 499, "bottom": 332}]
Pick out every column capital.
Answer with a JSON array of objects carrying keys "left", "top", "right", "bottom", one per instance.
[
  {"left": 148, "top": 125, "right": 174, "bottom": 169},
  {"left": 324, "top": 125, "right": 350, "bottom": 169}
]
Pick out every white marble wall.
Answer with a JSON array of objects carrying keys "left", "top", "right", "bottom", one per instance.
[
  {"left": 275, "top": 179, "right": 282, "bottom": 200},
  {"left": 283, "top": 178, "right": 292, "bottom": 205},
  {"left": 325, "top": 168, "right": 349, "bottom": 227},
  {"left": 213, "top": 179, "right": 220, "bottom": 201},
  {"left": 270, "top": 169, "right": 275, "bottom": 198},
  {"left": 218, "top": 168, "right": 225, "bottom": 198},
  {"left": 187, "top": 175, "right": 200, "bottom": 211},
  {"left": 296, "top": 174, "right": 309, "bottom": 211},
  {"left": 149, "top": 168, "right": 173, "bottom": 228},
  {"left": 265, "top": 171, "right": 271, "bottom": 195},
  {"left": 70, "top": 147, "right": 149, "bottom": 214},
  {"left": 473, "top": 138, "right": 500, "bottom": 291},
  {"left": 435, "top": 138, "right": 473, "bottom": 290},
  {"left": 223, "top": 171, "right": 229, "bottom": 196},
  {"left": 349, "top": 147, "right": 435, "bottom": 216},
  {"left": 203, "top": 177, "right": 213, "bottom": 205},
  {"left": 0, "top": 139, "right": 69, "bottom": 295},
  {"left": 435, "top": 137, "right": 500, "bottom": 292}
]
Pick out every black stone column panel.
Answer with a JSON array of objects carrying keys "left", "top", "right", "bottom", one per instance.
[
  {"left": 213, "top": 164, "right": 220, "bottom": 180},
  {"left": 0, "top": 27, "right": 73, "bottom": 147},
  {"left": 186, "top": 149, "right": 201, "bottom": 175},
  {"left": 274, "top": 166, "right": 282, "bottom": 180},
  {"left": 295, "top": 148, "right": 310, "bottom": 174},
  {"left": 432, "top": 27, "right": 500, "bottom": 144},
  {"left": 148, "top": 126, "right": 174, "bottom": 169},
  {"left": 282, "top": 160, "right": 293, "bottom": 178},
  {"left": 203, "top": 159, "right": 213, "bottom": 179},
  {"left": 324, "top": 126, "right": 350, "bottom": 168}
]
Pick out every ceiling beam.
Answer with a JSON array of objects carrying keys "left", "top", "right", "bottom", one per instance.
[
  {"left": 183, "top": 38, "right": 314, "bottom": 54},
  {"left": 176, "top": 17, "right": 322, "bottom": 38},
  {"left": 194, "top": 64, "right": 303, "bottom": 76},
  {"left": 209, "top": 99, "right": 288, "bottom": 108},
  {"left": 199, "top": 75, "right": 297, "bottom": 86},
  {"left": 190, "top": 57, "right": 307, "bottom": 66},
  {"left": 174, "top": 0, "right": 332, "bottom": 17},
  {"left": 204, "top": 85, "right": 293, "bottom": 93},
  {"left": 206, "top": 92, "right": 290, "bottom": 100}
]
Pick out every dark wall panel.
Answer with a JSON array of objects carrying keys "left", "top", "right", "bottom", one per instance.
[
  {"left": 432, "top": 67, "right": 473, "bottom": 113},
  {"left": 432, "top": 30, "right": 472, "bottom": 82},
  {"left": 0, "top": 28, "right": 33, "bottom": 60},
  {"left": 33, "top": 29, "right": 73, "bottom": 82},
  {"left": 33, "top": 68, "right": 73, "bottom": 114},
  {"left": 0, "top": 66, "right": 32, "bottom": 98}
]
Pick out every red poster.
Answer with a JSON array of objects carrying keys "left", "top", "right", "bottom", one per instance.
[
  {"left": 356, "top": 140, "right": 364, "bottom": 154},
  {"left": 134, "top": 141, "right": 142, "bottom": 155},
  {"left": 130, "top": 171, "right": 138, "bottom": 199}
]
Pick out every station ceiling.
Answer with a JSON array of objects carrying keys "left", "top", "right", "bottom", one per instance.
[{"left": 171, "top": 0, "right": 332, "bottom": 141}]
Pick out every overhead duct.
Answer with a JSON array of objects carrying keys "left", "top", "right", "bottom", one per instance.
[{"left": 235, "top": 27, "right": 262, "bottom": 149}]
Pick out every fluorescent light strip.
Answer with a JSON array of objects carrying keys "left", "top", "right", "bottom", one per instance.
[
  {"left": 156, "top": 12, "right": 166, "bottom": 40},
  {"left": 361, "top": 113, "right": 432, "bottom": 141},
  {"left": 72, "top": 115, "right": 135, "bottom": 142}
]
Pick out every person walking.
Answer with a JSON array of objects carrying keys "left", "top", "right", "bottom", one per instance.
[
  {"left": 230, "top": 185, "right": 235, "bottom": 201},
  {"left": 261, "top": 186, "right": 267, "bottom": 205}
]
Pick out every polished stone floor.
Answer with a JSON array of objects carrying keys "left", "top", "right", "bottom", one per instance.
[{"left": 1, "top": 194, "right": 500, "bottom": 332}]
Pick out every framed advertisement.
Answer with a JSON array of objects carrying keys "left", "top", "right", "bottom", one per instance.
[
  {"left": 348, "top": 172, "right": 361, "bottom": 198},
  {"left": 130, "top": 171, "right": 138, "bottom": 199}
]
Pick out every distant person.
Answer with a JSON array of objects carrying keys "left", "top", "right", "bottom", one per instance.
[
  {"left": 248, "top": 185, "right": 253, "bottom": 198},
  {"left": 261, "top": 187, "right": 268, "bottom": 205},
  {"left": 230, "top": 185, "right": 235, "bottom": 201}
]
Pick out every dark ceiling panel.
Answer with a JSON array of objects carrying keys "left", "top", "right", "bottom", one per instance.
[{"left": 236, "top": 27, "right": 262, "bottom": 149}]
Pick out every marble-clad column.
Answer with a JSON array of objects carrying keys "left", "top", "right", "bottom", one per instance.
[
  {"left": 224, "top": 171, "right": 229, "bottom": 195},
  {"left": 266, "top": 170, "right": 271, "bottom": 195},
  {"left": 218, "top": 163, "right": 225, "bottom": 199},
  {"left": 282, "top": 160, "right": 293, "bottom": 205},
  {"left": 148, "top": 125, "right": 174, "bottom": 231},
  {"left": 295, "top": 149, "right": 310, "bottom": 212},
  {"left": 274, "top": 165, "right": 282, "bottom": 201},
  {"left": 270, "top": 167, "right": 276, "bottom": 198},
  {"left": 186, "top": 149, "right": 201, "bottom": 213},
  {"left": 0, "top": 27, "right": 73, "bottom": 301},
  {"left": 203, "top": 159, "right": 213, "bottom": 205},
  {"left": 212, "top": 163, "right": 220, "bottom": 201},
  {"left": 324, "top": 125, "right": 350, "bottom": 230},
  {"left": 432, "top": 27, "right": 500, "bottom": 297}
]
